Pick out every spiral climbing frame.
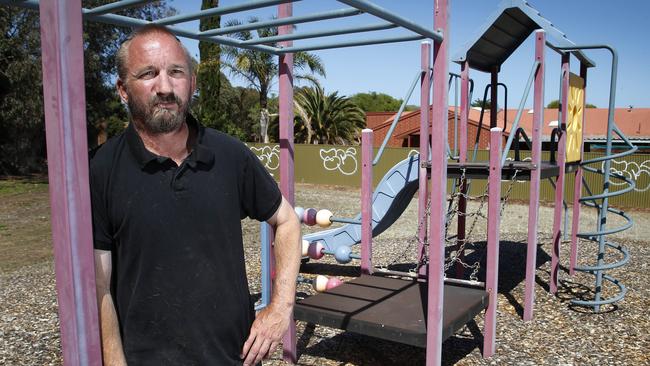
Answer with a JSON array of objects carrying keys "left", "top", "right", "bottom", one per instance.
[{"left": 554, "top": 44, "right": 637, "bottom": 312}]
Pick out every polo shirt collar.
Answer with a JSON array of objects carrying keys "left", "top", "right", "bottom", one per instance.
[{"left": 126, "top": 114, "right": 214, "bottom": 169}]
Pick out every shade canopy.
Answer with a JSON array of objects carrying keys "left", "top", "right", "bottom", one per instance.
[{"left": 452, "top": 0, "right": 595, "bottom": 72}]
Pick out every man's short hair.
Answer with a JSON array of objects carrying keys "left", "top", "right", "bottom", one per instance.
[{"left": 116, "top": 24, "right": 195, "bottom": 82}]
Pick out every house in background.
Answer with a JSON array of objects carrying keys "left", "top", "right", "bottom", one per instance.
[
  {"left": 366, "top": 107, "right": 650, "bottom": 153},
  {"left": 366, "top": 107, "right": 508, "bottom": 150}
]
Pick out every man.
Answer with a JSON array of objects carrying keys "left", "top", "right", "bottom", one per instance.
[{"left": 91, "top": 24, "right": 300, "bottom": 365}]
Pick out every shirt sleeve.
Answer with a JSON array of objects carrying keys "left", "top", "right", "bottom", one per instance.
[
  {"left": 89, "top": 161, "right": 114, "bottom": 251},
  {"left": 239, "top": 147, "right": 282, "bottom": 222}
]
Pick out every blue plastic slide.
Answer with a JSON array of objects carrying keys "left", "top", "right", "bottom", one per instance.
[{"left": 303, "top": 154, "right": 420, "bottom": 253}]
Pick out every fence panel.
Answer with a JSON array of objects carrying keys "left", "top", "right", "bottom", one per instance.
[{"left": 247, "top": 143, "right": 650, "bottom": 209}]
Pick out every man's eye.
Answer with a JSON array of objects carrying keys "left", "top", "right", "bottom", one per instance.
[
  {"left": 139, "top": 71, "right": 155, "bottom": 79},
  {"left": 170, "top": 69, "right": 185, "bottom": 76}
]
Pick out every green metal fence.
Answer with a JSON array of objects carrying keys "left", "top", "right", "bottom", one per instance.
[{"left": 247, "top": 143, "right": 650, "bottom": 208}]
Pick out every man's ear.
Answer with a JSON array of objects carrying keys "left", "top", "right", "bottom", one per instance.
[{"left": 116, "top": 78, "right": 128, "bottom": 103}]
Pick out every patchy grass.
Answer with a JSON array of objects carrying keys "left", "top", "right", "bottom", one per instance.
[
  {"left": 0, "top": 177, "right": 52, "bottom": 273},
  {"left": 0, "top": 177, "right": 48, "bottom": 196}
]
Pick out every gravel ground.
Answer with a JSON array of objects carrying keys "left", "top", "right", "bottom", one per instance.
[{"left": 1, "top": 183, "right": 649, "bottom": 365}]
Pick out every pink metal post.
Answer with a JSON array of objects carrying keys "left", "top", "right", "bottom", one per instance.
[
  {"left": 277, "top": 3, "right": 297, "bottom": 362},
  {"left": 490, "top": 67, "right": 498, "bottom": 128},
  {"left": 361, "top": 129, "right": 374, "bottom": 274},
  {"left": 524, "top": 30, "right": 545, "bottom": 321},
  {"left": 418, "top": 41, "right": 431, "bottom": 276},
  {"left": 484, "top": 127, "right": 503, "bottom": 358},
  {"left": 570, "top": 63, "right": 588, "bottom": 275},
  {"left": 426, "top": 0, "right": 448, "bottom": 364},
  {"left": 550, "top": 53, "right": 570, "bottom": 294},
  {"left": 455, "top": 61, "right": 470, "bottom": 278},
  {"left": 38, "top": 0, "right": 102, "bottom": 364}
]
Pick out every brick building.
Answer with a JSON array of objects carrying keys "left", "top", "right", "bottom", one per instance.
[
  {"left": 366, "top": 107, "right": 508, "bottom": 150},
  {"left": 367, "top": 107, "right": 650, "bottom": 152}
]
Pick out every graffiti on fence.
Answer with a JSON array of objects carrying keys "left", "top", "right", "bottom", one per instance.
[
  {"left": 320, "top": 147, "right": 358, "bottom": 176},
  {"left": 249, "top": 144, "right": 280, "bottom": 172},
  {"left": 606, "top": 159, "right": 650, "bottom": 192}
]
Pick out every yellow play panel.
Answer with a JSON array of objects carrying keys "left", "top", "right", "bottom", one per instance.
[{"left": 566, "top": 72, "right": 585, "bottom": 163}]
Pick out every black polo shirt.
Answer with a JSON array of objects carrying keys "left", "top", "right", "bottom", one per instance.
[{"left": 90, "top": 116, "right": 281, "bottom": 365}]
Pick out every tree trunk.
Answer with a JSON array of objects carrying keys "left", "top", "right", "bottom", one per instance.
[
  {"left": 198, "top": 0, "right": 221, "bottom": 128},
  {"left": 259, "top": 85, "right": 269, "bottom": 143}
]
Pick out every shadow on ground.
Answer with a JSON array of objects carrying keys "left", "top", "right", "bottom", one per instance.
[{"left": 287, "top": 239, "right": 557, "bottom": 364}]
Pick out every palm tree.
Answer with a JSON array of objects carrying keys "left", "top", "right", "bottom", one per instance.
[
  {"left": 293, "top": 86, "right": 366, "bottom": 145},
  {"left": 221, "top": 17, "right": 326, "bottom": 142}
]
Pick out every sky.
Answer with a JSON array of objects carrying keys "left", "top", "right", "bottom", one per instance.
[{"left": 168, "top": 0, "right": 650, "bottom": 109}]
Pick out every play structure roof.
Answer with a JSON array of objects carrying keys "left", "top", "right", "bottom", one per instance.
[{"left": 452, "top": 0, "right": 595, "bottom": 72}]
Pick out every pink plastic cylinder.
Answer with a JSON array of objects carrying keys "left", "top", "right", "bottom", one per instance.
[
  {"left": 307, "top": 241, "right": 324, "bottom": 260},
  {"left": 326, "top": 277, "right": 343, "bottom": 290},
  {"left": 303, "top": 208, "right": 318, "bottom": 226}
]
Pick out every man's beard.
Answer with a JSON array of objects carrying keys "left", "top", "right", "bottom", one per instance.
[{"left": 127, "top": 91, "right": 189, "bottom": 134}]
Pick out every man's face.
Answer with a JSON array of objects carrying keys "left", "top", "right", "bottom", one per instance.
[{"left": 117, "top": 33, "right": 195, "bottom": 134}]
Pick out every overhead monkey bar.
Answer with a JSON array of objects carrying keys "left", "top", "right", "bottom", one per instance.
[{"left": 0, "top": 0, "right": 442, "bottom": 55}]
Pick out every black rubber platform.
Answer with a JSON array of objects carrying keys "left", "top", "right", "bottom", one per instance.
[
  {"left": 445, "top": 160, "right": 579, "bottom": 180},
  {"left": 293, "top": 275, "right": 488, "bottom": 348}
]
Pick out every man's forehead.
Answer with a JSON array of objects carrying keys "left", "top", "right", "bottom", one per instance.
[
  {"left": 127, "top": 33, "right": 188, "bottom": 66},
  {"left": 131, "top": 32, "right": 181, "bottom": 52}
]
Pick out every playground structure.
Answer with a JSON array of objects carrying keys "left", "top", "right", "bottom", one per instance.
[{"left": 0, "top": 0, "right": 636, "bottom": 365}]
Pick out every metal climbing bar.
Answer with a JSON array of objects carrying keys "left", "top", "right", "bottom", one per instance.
[
  {"left": 277, "top": 34, "right": 424, "bottom": 53},
  {"left": 373, "top": 70, "right": 422, "bottom": 165},
  {"left": 0, "top": 0, "right": 283, "bottom": 54},
  {"left": 257, "top": 223, "right": 272, "bottom": 311},
  {"left": 36, "top": 1, "right": 102, "bottom": 364},
  {"left": 554, "top": 43, "right": 635, "bottom": 311},
  {"left": 484, "top": 127, "right": 503, "bottom": 357},
  {"left": 418, "top": 41, "right": 431, "bottom": 276},
  {"left": 361, "top": 129, "right": 374, "bottom": 275},
  {"left": 427, "top": 1, "right": 449, "bottom": 363},
  {"left": 500, "top": 60, "right": 540, "bottom": 167},
  {"left": 3, "top": 0, "right": 436, "bottom": 56},
  {"left": 329, "top": 217, "right": 361, "bottom": 225},
  {"left": 200, "top": 8, "right": 362, "bottom": 37},
  {"left": 276, "top": 3, "right": 296, "bottom": 361},
  {"left": 337, "top": 0, "right": 444, "bottom": 42},
  {"left": 469, "top": 82, "right": 507, "bottom": 163},
  {"left": 241, "top": 22, "right": 397, "bottom": 45},
  {"left": 153, "top": 0, "right": 297, "bottom": 25},
  {"left": 549, "top": 53, "right": 569, "bottom": 294},
  {"left": 84, "top": 0, "right": 150, "bottom": 15},
  {"left": 524, "top": 29, "right": 546, "bottom": 321}
]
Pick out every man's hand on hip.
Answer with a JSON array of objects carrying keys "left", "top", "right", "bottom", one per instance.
[{"left": 240, "top": 301, "right": 292, "bottom": 366}]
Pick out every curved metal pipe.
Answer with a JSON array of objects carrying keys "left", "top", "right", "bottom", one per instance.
[{"left": 555, "top": 44, "right": 633, "bottom": 311}]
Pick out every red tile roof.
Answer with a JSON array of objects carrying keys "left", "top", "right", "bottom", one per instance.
[
  {"left": 497, "top": 107, "right": 650, "bottom": 140},
  {"left": 365, "top": 107, "right": 650, "bottom": 148}
]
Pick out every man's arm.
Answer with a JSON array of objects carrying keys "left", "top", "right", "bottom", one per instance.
[
  {"left": 241, "top": 196, "right": 301, "bottom": 366},
  {"left": 94, "top": 249, "right": 127, "bottom": 366}
]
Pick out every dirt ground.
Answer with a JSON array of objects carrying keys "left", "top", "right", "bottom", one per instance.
[{"left": 1, "top": 179, "right": 649, "bottom": 365}]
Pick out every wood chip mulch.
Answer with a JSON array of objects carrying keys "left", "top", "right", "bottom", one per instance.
[{"left": 1, "top": 196, "right": 649, "bottom": 365}]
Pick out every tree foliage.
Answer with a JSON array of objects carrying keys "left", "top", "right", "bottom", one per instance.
[
  {"left": 281, "top": 86, "right": 365, "bottom": 145},
  {"left": 349, "top": 92, "right": 404, "bottom": 112},
  {"left": 547, "top": 99, "right": 596, "bottom": 109},
  {"left": 471, "top": 98, "right": 493, "bottom": 108},
  {"left": 0, "top": 1, "right": 175, "bottom": 175},
  {"left": 0, "top": 7, "right": 45, "bottom": 174},
  {"left": 195, "top": 0, "right": 229, "bottom": 132},
  {"left": 221, "top": 17, "right": 326, "bottom": 142}
]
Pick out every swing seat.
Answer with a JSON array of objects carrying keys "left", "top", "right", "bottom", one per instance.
[{"left": 293, "top": 274, "right": 488, "bottom": 347}]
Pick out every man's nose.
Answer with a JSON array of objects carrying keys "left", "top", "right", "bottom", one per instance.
[{"left": 155, "top": 72, "right": 173, "bottom": 95}]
